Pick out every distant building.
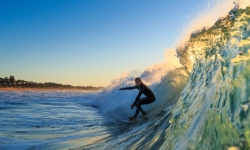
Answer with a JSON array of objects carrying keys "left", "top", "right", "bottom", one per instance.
[
  {"left": 26, "top": 81, "right": 33, "bottom": 84},
  {"left": 16, "top": 80, "right": 23, "bottom": 85}
]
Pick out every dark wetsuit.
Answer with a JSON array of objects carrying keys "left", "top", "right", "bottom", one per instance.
[{"left": 122, "top": 83, "right": 155, "bottom": 118}]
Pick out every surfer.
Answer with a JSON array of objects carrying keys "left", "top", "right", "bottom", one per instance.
[{"left": 119, "top": 77, "right": 155, "bottom": 121}]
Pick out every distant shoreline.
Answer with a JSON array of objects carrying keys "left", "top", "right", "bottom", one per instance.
[{"left": 0, "top": 87, "right": 102, "bottom": 93}]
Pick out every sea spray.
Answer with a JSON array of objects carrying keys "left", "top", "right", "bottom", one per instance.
[
  {"left": 178, "top": 0, "right": 250, "bottom": 47},
  {"left": 93, "top": 47, "right": 186, "bottom": 123},
  {"left": 93, "top": 66, "right": 189, "bottom": 124}
]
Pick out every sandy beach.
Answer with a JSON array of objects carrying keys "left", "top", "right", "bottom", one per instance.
[{"left": 0, "top": 87, "right": 100, "bottom": 93}]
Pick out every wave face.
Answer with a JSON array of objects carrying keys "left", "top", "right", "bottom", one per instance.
[{"left": 161, "top": 5, "right": 250, "bottom": 150}]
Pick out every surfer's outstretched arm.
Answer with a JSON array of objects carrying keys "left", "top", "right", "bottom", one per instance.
[{"left": 119, "top": 85, "right": 137, "bottom": 90}]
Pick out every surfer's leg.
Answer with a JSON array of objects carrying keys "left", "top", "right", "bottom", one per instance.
[
  {"left": 135, "top": 103, "right": 146, "bottom": 115},
  {"left": 133, "top": 98, "right": 148, "bottom": 118},
  {"left": 134, "top": 107, "right": 140, "bottom": 118},
  {"left": 134, "top": 97, "right": 155, "bottom": 118}
]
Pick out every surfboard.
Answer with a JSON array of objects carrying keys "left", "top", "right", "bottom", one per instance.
[
  {"left": 116, "top": 116, "right": 149, "bottom": 124},
  {"left": 116, "top": 119, "right": 136, "bottom": 124}
]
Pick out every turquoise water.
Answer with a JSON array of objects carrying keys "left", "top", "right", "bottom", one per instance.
[{"left": 161, "top": 5, "right": 250, "bottom": 150}]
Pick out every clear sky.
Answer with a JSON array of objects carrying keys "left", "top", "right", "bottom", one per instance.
[{"left": 0, "top": 0, "right": 206, "bottom": 87}]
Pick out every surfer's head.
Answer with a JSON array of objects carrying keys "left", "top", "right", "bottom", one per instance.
[{"left": 135, "top": 77, "right": 142, "bottom": 86}]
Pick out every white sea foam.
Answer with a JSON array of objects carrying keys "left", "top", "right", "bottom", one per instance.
[{"left": 178, "top": 0, "right": 250, "bottom": 47}]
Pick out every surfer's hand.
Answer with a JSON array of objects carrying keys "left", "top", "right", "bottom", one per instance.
[
  {"left": 130, "top": 105, "right": 134, "bottom": 110},
  {"left": 119, "top": 88, "right": 124, "bottom": 90}
]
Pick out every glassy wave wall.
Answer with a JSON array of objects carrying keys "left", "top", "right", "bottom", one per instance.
[{"left": 161, "top": 5, "right": 250, "bottom": 150}]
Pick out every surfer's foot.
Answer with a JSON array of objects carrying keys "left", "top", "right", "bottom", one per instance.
[{"left": 128, "top": 117, "right": 136, "bottom": 121}]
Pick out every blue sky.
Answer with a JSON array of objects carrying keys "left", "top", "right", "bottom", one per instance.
[{"left": 0, "top": 0, "right": 206, "bottom": 86}]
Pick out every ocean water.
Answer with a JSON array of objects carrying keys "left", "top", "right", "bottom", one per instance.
[
  {"left": 0, "top": 91, "right": 173, "bottom": 150},
  {"left": 1, "top": 2, "right": 250, "bottom": 150},
  {"left": 0, "top": 92, "right": 103, "bottom": 149}
]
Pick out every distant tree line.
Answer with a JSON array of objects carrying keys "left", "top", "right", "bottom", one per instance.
[{"left": 0, "top": 75, "right": 103, "bottom": 91}]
